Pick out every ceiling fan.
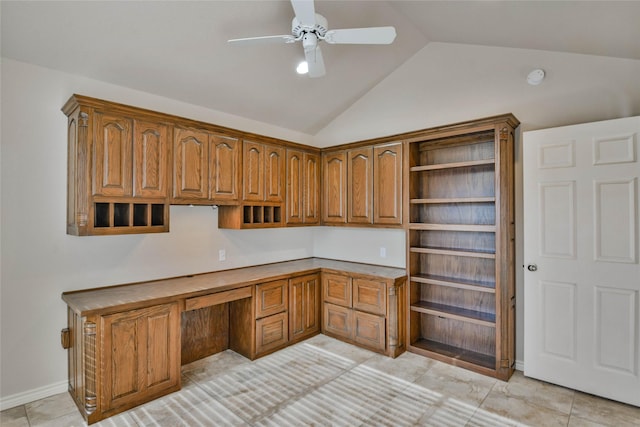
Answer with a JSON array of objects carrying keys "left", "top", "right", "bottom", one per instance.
[{"left": 228, "top": 0, "right": 397, "bottom": 78}]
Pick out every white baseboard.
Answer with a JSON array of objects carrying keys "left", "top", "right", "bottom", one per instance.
[
  {"left": 515, "top": 359, "right": 524, "bottom": 372},
  {"left": 0, "top": 380, "right": 68, "bottom": 411}
]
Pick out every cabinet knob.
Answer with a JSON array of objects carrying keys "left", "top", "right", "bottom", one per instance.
[{"left": 527, "top": 264, "right": 538, "bottom": 272}]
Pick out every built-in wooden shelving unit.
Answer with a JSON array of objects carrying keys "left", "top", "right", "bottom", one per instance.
[{"left": 406, "top": 115, "right": 518, "bottom": 380}]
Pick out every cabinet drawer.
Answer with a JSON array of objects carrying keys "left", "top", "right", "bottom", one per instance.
[
  {"left": 353, "top": 278, "right": 386, "bottom": 315},
  {"left": 322, "top": 273, "right": 352, "bottom": 307},
  {"left": 323, "top": 302, "right": 353, "bottom": 340},
  {"left": 354, "top": 311, "right": 385, "bottom": 351},
  {"left": 185, "top": 286, "right": 252, "bottom": 311},
  {"left": 256, "top": 312, "right": 288, "bottom": 355},
  {"left": 255, "top": 279, "right": 288, "bottom": 319}
]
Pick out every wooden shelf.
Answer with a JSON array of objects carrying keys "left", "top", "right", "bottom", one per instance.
[
  {"left": 409, "top": 223, "right": 496, "bottom": 232},
  {"left": 410, "top": 338, "right": 495, "bottom": 370},
  {"left": 411, "top": 301, "right": 496, "bottom": 327},
  {"left": 410, "top": 274, "right": 495, "bottom": 293},
  {"left": 410, "top": 197, "right": 495, "bottom": 204},
  {"left": 410, "top": 246, "right": 495, "bottom": 259},
  {"left": 410, "top": 158, "right": 494, "bottom": 172}
]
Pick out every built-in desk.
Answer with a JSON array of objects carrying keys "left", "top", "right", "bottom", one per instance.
[{"left": 61, "top": 258, "right": 406, "bottom": 424}]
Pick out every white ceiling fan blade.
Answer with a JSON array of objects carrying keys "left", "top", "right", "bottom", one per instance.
[
  {"left": 228, "top": 35, "right": 296, "bottom": 45},
  {"left": 324, "top": 27, "right": 397, "bottom": 44},
  {"left": 290, "top": 0, "right": 316, "bottom": 27},
  {"left": 305, "top": 45, "right": 325, "bottom": 78}
]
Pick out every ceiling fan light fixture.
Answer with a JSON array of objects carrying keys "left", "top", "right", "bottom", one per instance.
[{"left": 296, "top": 61, "right": 309, "bottom": 74}]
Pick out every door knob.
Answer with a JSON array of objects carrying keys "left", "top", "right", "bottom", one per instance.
[{"left": 527, "top": 264, "right": 538, "bottom": 272}]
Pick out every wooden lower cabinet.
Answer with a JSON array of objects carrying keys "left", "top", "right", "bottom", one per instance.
[
  {"left": 256, "top": 311, "right": 288, "bottom": 355},
  {"left": 255, "top": 279, "right": 289, "bottom": 356},
  {"left": 323, "top": 302, "right": 353, "bottom": 340},
  {"left": 62, "top": 260, "right": 407, "bottom": 424},
  {"left": 66, "top": 303, "right": 180, "bottom": 424},
  {"left": 289, "top": 273, "right": 320, "bottom": 342},
  {"left": 354, "top": 310, "right": 385, "bottom": 351},
  {"left": 321, "top": 272, "right": 405, "bottom": 357}
]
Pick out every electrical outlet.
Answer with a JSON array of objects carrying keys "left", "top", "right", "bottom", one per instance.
[
  {"left": 379, "top": 247, "right": 386, "bottom": 258},
  {"left": 218, "top": 249, "right": 226, "bottom": 261}
]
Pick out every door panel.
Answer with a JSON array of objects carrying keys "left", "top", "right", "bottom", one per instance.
[
  {"left": 348, "top": 147, "right": 373, "bottom": 224},
  {"left": 524, "top": 116, "right": 640, "bottom": 407},
  {"left": 133, "top": 120, "right": 169, "bottom": 198},
  {"left": 210, "top": 135, "right": 240, "bottom": 201},
  {"left": 94, "top": 113, "right": 132, "bottom": 197}
]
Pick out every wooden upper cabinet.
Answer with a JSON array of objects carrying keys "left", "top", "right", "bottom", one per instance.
[
  {"left": 93, "top": 112, "right": 132, "bottom": 197},
  {"left": 243, "top": 141, "right": 265, "bottom": 201},
  {"left": 304, "top": 152, "right": 320, "bottom": 224},
  {"left": 348, "top": 147, "right": 373, "bottom": 224},
  {"left": 286, "top": 149, "right": 320, "bottom": 225},
  {"left": 210, "top": 134, "right": 240, "bottom": 202},
  {"left": 133, "top": 120, "right": 170, "bottom": 198},
  {"left": 265, "top": 144, "right": 285, "bottom": 203},
  {"left": 243, "top": 141, "right": 284, "bottom": 203},
  {"left": 173, "top": 128, "right": 209, "bottom": 201},
  {"left": 373, "top": 142, "right": 403, "bottom": 225},
  {"left": 322, "top": 151, "right": 347, "bottom": 224},
  {"left": 286, "top": 149, "right": 304, "bottom": 224}
]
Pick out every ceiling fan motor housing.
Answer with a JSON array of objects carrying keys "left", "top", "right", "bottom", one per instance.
[{"left": 292, "top": 14, "right": 328, "bottom": 38}]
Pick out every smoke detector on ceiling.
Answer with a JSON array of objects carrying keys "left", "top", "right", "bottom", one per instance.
[{"left": 527, "top": 69, "right": 546, "bottom": 85}]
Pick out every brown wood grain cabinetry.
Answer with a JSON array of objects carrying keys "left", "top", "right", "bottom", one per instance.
[
  {"left": 255, "top": 279, "right": 289, "bottom": 355},
  {"left": 322, "top": 150, "right": 347, "bottom": 224},
  {"left": 323, "top": 142, "right": 402, "bottom": 227},
  {"left": 406, "top": 114, "right": 518, "bottom": 380},
  {"left": 219, "top": 141, "right": 285, "bottom": 228},
  {"left": 286, "top": 149, "right": 320, "bottom": 225},
  {"left": 289, "top": 273, "right": 320, "bottom": 342},
  {"left": 101, "top": 303, "right": 180, "bottom": 413},
  {"left": 173, "top": 128, "right": 209, "bottom": 200},
  {"left": 63, "top": 258, "right": 406, "bottom": 424},
  {"left": 64, "top": 98, "right": 171, "bottom": 236},
  {"left": 348, "top": 147, "right": 373, "bottom": 224},
  {"left": 321, "top": 272, "right": 405, "bottom": 357},
  {"left": 173, "top": 130, "right": 240, "bottom": 204},
  {"left": 374, "top": 142, "right": 403, "bottom": 225}
]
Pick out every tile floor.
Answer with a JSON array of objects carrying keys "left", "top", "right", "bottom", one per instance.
[{"left": 2, "top": 335, "right": 639, "bottom": 426}]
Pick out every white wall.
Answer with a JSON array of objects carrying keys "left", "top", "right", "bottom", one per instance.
[
  {"left": 313, "top": 227, "right": 405, "bottom": 269},
  {"left": 0, "top": 59, "right": 323, "bottom": 405}
]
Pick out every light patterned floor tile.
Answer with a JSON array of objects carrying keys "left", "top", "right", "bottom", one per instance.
[
  {"left": 475, "top": 390, "right": 569, "bottom": 427},
  {"left": 0, "top": 405, "right": 30, "bottom": 427},
  {"left": 412, "top": 360, "right": 496, "bottom": 407},
  {"left": 24, "top": 392, "right": 79, "bottom": 426},
  {"left": 491, "top": 371, "right": 575, "bottom": 415},
  {"left": 570, "top": 392, "right": 640, "bottom": 427}
]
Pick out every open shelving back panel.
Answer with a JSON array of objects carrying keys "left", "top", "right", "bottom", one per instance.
[{"left": 407, "top": 121, "right": 514, "bottom": 379}]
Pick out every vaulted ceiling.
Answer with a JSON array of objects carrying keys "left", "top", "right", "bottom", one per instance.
[{"left": 2, "top": 1, "right": 639, "bottom": 137}]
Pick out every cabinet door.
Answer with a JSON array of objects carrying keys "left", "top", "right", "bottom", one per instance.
[
  {"left": 255, "top": 279, "right": 288, "bottom": 319},
  {"left": 173, "top": 128, "right": 209, "bottom": 200},
  {"left": 323, "top": 302, "right": 353, "bottom": 340},
  {"left": 286, "top": 149, "right": 304, "bottom": 224},
  {"left": 210, "top": 134, "right": 240, "bottom": 201},
  {"left": 133, "top": 120, "right": 170, "bottom": 198},
  {"left": 322, "top": 151, "right": 347, "bottom": 224},
  {"left": 265, "top": 144, "right": 285, "bottom": 203},
  {"left": 243, "top": 141, "right": 264, "bottom": 201},
  {"left": 354, "top": 311, "right": 385, "bottom": 351},
  {"left": 101, "top": 302, "right": 180, "bottom": 412},
  {"left": 373, "top": 142, "right": 403, "bottom": 225},
  {"left": 93, "top": 112, "right": 132, "bottom": 197},
  {"left": 303, "top": 152, "right": 320, "bottom": 224},
  {"left": 322, "top": 273, "right": 352, "bottom": 307},
  {"left": 353, "top": 278, "right": 386, "bottom": 315},
  {"left": 256, "top": 312, "right": 288, "bottom": 355},
  {"left": 348, "top": 147, "right": 373, "bottom": 224},
  {"left": 289, "top": 273, "right": 320, "bottom": 341}
]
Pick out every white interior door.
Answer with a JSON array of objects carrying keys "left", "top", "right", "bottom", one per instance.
[{"left": 523, "top": 116, "right": 640, "bottom": 407}]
